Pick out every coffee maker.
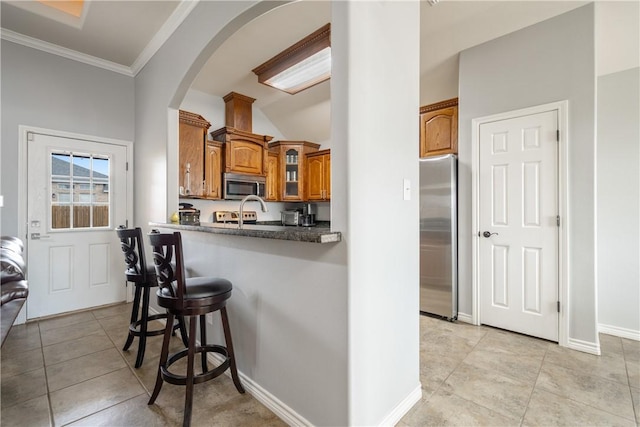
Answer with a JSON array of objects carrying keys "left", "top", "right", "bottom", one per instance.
[{"left": 300, "top": 203, "right": 316, "bottom": 227}]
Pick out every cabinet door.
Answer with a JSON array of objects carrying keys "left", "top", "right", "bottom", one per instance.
[
  {"left": 226, "top": 140, "right": 264, "bottom": 175},
  {"left": 205, "top": 142, "right": 222, "bottom": 199},
  {"left": 306, "top": 152, "right": 330, "bottom": 201},
  {"left": 323, "top": 153, "right": 331, "bottom": 200},
  {"left": 266, "top": 152, "right": 279, "bottom": 201},
  {"left": 283, "top": 148, "right": 303, "bottom": 201},
  {"left": 179, "top": 122, "right": 205, "bottom": 196},
  {"left": 419, "top": 105, "right": 458, "bottom": 158},
  {"left": 306, "top": 155, "right": 324, "bottom": 200}
]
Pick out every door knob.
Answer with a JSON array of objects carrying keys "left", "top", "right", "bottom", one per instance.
[{"left": 482, "top": 231, "right": 498, "bottom": 238}]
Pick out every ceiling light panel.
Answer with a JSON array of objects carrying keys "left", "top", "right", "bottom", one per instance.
[{"left": 253, "top": 23, "right": 331, "bottom": 95}]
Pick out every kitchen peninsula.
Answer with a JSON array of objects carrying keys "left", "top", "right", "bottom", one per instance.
[{"left": 149, "top": 221, "right": 341, "bottom": 244}]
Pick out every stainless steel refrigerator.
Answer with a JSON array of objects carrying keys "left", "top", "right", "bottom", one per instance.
[{"left": 419, "top": 154, "right": 458, "bottom": 320}]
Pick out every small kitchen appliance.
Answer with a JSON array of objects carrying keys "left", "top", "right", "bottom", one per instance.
[
  {"left": 300, "top": 203, "right": 316, "bottom": 226},
  {"left": 281, "top": 203, "right": 316, "bottom": 227},
  {"left": 178, "top": 203, "right": 200, "bottom": 225},
  {"left": 281, "top": 210, "right": 301, "bottom": 226},
  {"left": 214, "top": 211, "right": 257, "bottom": 224}
]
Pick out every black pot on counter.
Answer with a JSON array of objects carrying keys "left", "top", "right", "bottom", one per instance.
[{"left": 178, "top": 203, "right": 200, "bottom": 225}]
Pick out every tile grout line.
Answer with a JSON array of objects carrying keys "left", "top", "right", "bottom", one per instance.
[
  {"left": 457, "top": 328, "right": 526, "bottom": 424},
  {"left": 38, "top": 320, "right": 56, "bottom": 427},
  {"left": 621, "top": 340, "right": 640, "bottom": 426},
  {"left": 97, "top": 303, "right": 156, "bottom": 397},
  {"left": 56, "top": 307, "right": 148, "bottom": 426},
  {"left": 425, "top": 324, "right": 529, "bottom": 423},
  {"left": 519, "top": 342, "right": 551, "bottom": 427}
]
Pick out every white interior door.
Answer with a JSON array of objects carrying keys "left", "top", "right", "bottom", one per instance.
[
  {"left": 479, "top": 110, "right": 559, "bottom": 341},
  {"left": 27, "top": 132, "right": 129, "bottom": 319}
]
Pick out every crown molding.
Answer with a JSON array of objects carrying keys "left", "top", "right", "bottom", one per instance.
[
  {"left": 1, "top": 28, "right": 133, "bottom": 76},
  {"left": 0, "top": 0, "right": 197, "bottom": 77},
  {"left": 130, "top": 0, "right": 200, "bottom": 75}
]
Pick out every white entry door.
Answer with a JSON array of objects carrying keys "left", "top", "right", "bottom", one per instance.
[
  {"left": 27, "top": 132, "right": 129, "bottom": 319},
  {"left": 479, "top": 110, "right": 559, "bottom": 341}
]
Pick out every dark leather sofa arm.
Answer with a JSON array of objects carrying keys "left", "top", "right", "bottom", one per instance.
[{"left": 1, "top": 236, "right": 28, "bottom": 347}]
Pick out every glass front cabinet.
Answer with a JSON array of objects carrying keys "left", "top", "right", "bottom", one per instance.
[{"left": 269, "top": 141, "right": 320, "bottom": 201}]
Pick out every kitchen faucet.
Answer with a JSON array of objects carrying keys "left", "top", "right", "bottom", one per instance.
[{"left": 238, "top": 195, "right": 268, "bottom": 229}]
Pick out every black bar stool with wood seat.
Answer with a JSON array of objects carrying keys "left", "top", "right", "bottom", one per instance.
[
  {"left": 116, "top": 226, "right": 188, "bottom": 368},
  {"left": 147, "top": 230, "right": 244, "bottom": 427}
]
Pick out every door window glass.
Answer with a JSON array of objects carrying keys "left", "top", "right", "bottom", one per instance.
[{"left": 51, "top": 152, "right": 111, "bottom": 229}]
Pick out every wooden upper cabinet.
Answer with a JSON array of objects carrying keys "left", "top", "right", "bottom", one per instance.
[
  {"left": 210, "top": 127, "right": 272, "bottom": 176},
  {"left": 265, "top": 150, "right": 280, "bottom": 201},
  {"left": 306, "top": 149, "right": 330, "bottom": 201},
  {"left": 179, "top": 110, "right": 210, "bottom": 197},
  {"left": 205, "top": 141, "right": 223, "bottom": 199},
  {"left": 419, "top": 98, "right": 458, "bottom": 158},
  {"left": 269, "top": 141, "right": 320, "bottom": 201}
]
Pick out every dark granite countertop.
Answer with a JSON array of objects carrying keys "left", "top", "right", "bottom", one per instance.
[{"left": 148, "top": 222, "right": 341, "bottom": 244}]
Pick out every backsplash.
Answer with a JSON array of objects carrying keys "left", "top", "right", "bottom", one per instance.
[{"left": 177, "top": 198, "right": 330, "bottom": 223}]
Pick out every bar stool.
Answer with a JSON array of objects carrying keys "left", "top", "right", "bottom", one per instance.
[
  {"left": 116, "top": 227, "right": 188, "bottom": 368},
  {"left": 147, "top": 230, "right": 244, "bottom": 427}
]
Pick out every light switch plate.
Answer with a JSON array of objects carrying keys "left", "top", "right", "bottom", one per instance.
[{"left": 403, "top": 179, "right": 411, "bottom": 201}]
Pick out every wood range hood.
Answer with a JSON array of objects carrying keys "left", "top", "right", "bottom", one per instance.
[{"left": 210, "top": 92, "right": 272, "bottom": 176}]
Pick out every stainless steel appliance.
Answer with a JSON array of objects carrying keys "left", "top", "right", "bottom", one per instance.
[
  {"left": 420, "top": 154, "right": 457, "bottom": 320},
  {"left": 214, "top": 211, "right": 257, "bottom": 224},
  {"left": 178, "top": 203, "right": 200, "bottom": 225},
  {"left": 281, "top": 210, "right": 301, "bottom": 226},
  {"left": 281, "top": 203, "right": 317, "bottom": 227},
  {"left": 300, "top": 203, "right": 316, "bottom": 226},
  {"left": 223, "top": 173, "right": 266, "bottom": 200}
]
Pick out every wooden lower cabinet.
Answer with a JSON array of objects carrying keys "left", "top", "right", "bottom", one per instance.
[
  {"left": 204, "top": 141, "right": 223, "bottom": 199},
  {"left": 419, "top": 98, "right": 458, "bottom": 158},
  {"left": 265, "top": 150, "right": 280, "bottom": 201},
  {"left": 306, "top": 149, "right": 330, "bottom": 201}
]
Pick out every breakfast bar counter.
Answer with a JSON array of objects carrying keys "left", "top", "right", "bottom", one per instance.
[{"left": 148, "top": 222, "right": 342, "bottom": 244}]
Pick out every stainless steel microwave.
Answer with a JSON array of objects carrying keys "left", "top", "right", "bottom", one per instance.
[{"left": 223, "top": 173, "right": 266, "bottom": 200}]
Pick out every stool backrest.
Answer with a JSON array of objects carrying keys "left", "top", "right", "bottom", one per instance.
[
  {"left": 115, "top": 226, "right": 148, "bottom": 284},
  {"left": 148, "top": 230, "right": 186, "bottom": 304}
]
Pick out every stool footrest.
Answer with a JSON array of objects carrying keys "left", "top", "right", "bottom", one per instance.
[
  {"left": 161, "top": 345, "right": 230, "bottom": 386},
  {"left": 128, "top": 313, "right": 179, "bottom": 337}
]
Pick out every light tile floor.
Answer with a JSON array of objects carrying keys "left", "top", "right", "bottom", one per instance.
[
  {"left": 1, "top": 303, "right": 284, "bottom": 427},
  {"left": 1, "top": 304, "right": 639, "bottom": 426},
  {"left": 400, "top": 315, "right": 640, "bottom": 427}
]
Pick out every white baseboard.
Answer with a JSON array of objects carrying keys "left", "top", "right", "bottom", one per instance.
[
  {"left": 456, "top": 312, "right": 473, "bottom": 324},
  {"left": 151, "top": 307, "right": 422, "bottom": 426},
  {"left": 567, "top": 337, "right": 601, "bottom": 355},
  {"left": 599, "top": 323, "right": 640, "bottom": 341},
  {"left": 207, "top": 352, "right": 313, "bottom": 427},
  {"left": 377, "top": 384, "right": 422, "bottom": 427},
  {"left": 150, "top": 306, "right": 311, "bottom": 426}
]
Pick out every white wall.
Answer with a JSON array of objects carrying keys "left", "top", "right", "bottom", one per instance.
[
  {"left": 133, "top": 2, "right": 351, "bottom": 425},
  {"left": 137, "top": 0, "right": 421, "bottom": 423},
  {"left": 180, "top": 88, "right": 287, "bottom": 141},
  {"left": 458, "top": 5, "right": 598, "bottom": 344},
  {"left": 332, "top": 1, "right": 422, "bottom": 425},
  {"left": 597, "top": 67, "right": 640, "bottom": 338},
  {"left": 0, "top": 40, "right": 134, "bottom": 236}
]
